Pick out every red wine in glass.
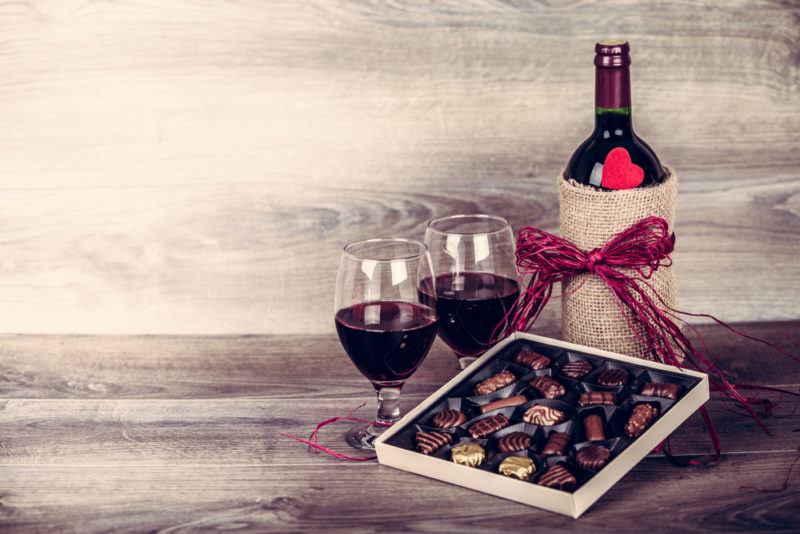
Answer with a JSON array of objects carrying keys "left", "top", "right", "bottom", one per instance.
[
  {"left": 419, "top": 272, "right": 519, "bottom": 359},
  {"left": 335, "top": 301, "right": 437, "bottom": 389}
]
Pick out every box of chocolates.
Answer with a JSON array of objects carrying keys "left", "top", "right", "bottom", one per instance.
[{"left": 375, "top": 332, "right": 709, "bottom": 518}]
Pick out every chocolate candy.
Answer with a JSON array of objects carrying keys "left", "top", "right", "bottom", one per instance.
[
  {"left": 414, "top": 431, "right": 453, "bottom": 455},
  {"left": 474, "top": 370, "right": 516, "bottom": 396},
  {"left": 528, "top": 375, "right": 567, "bottom": 399},
  {"left": 451, "top": 442, "right": 485, "bottom": 467},
  {"left": 624, "top": 403, "right": 658, "bottom": 437},
  {"left": 578, "top": 391, "right": 616, "bottom": 407},
  {"left": 514, "top": 350, "right": 551, "bottom": 370},
  {"left": 522, "top": 404, "right": 566, "bottom": 426},
  {"left": 469, "top": 413, "right": 510, "bottom": 439},
  {"left": 641, "top": 382, "right": 680, "bottom": 400},
  {"left": 432, "top": 409, "right": 466, "bottom": 429},
  {"left": 582, "top": 414, "right": 605, "bottom": 441},
  {"left": 595, "top": 368, "right": 629, "bottom": 386},
  {"left": 499, "top": 455, "right": 535, "bottom": 480},
  {"left": 479, "top": 394, "right": 528, "bottom": 414},
  {"left": 575, "top": 444, "right": 611, "bottom": 470},
  {"left": 497, "top": 432, "right": 531, "bottom": 453},
  {"left": 541, "top": 432, "right": 571, "bottom": 456},
  {"left": 537, "top": 464, "right": 577, "bottom": 491},
  {"left": 560, "top": 360, "right": 593, "bottom": 380}
]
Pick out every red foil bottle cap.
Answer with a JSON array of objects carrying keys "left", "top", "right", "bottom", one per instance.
[{"left": 595, "top": 39, "right": 631, "bottom": 68}]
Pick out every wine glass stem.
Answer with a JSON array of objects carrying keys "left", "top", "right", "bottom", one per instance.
[{"left": 370, "top": 387, "right": 401, "bottom": 435}]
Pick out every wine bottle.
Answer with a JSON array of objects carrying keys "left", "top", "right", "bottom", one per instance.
[{"left": 566, "top": 40, "right": 665, "bottom": 189}]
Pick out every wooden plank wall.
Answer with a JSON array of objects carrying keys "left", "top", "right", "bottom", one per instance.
[{"left": 0, "top": 0, "right": 798, "bottom": 334}]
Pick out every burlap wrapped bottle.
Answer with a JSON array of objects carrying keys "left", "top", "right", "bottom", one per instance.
[{"left": 558, "top": 167, "right": 678, "bottom": 360}]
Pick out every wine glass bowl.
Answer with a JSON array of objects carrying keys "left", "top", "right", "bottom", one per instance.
[
  {"left": 334, "top": 238, "right": 437, "bottom": 451},
  {"left": 423, "top": 214, "right": 520, "bottom": 369}
]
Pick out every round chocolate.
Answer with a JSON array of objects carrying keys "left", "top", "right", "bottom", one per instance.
[
  {"left": 451, "top": 442, "right": 485, "bottom": 467},
  {"left": 497, "top": 432, "right": 531, "bottom": 453},
  {"left": 432, "top": 409, "right": 466, "bottom": 429},
  {"left": 575, "top": 444, "right": 611, "bottom": 471},
  {"left": 498, "top": 455, "right": 535, "bottom": 480}
]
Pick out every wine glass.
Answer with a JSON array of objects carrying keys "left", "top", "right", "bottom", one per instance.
[
  {"left": 334, "top": 238, "right": 438, "bottom": 451},
  {"left": 423, "top": 214, "right": 519, "bottom": 370}
]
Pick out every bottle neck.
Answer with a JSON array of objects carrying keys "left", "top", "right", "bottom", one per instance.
[{"left": 595, "top": 65, "right": 633, "bottom": 135}]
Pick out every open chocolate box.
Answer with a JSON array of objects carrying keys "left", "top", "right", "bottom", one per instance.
[{"left": 375, "top": 332, "right": 709, "bottom": 518}]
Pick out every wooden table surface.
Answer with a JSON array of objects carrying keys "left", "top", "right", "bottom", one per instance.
[{"left": 1, "top": 321, "right": 799, "bottom": 532}]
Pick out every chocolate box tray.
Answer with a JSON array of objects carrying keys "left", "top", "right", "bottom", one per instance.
[{"left": 375, "top": 332, "right": 709, "bottom": 518}]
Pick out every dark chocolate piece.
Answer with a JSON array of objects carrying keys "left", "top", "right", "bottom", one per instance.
[
  {"left": 560, "top": 359, "right": 593, "bottom": 380},
  {"left": 528, "top": 375, "right": 567, "bottom": 399},
  {"left": 497, "top": 432, "right": 531, "bottom": 453},
  {"left": 414, "top": 431, "right": 452, "bottom": 455},
  {"left": 515, "top": 350, "right": 551, "bottom": 370},
  {"left": 537, "top": 464, "right": 577, "bottom": 491},
  {"left": 595, "top": 368, "right": 629, "bottom": 386},
  {"left": 474, "top": 370, "right": 516, "bottom": 396},
  {"left": 432, "top": 409, "right": 466, "bottom": 429},
  {"left": 575, "top": 444, "right": 611, "bottom": 470},
  {"left": 624, "top": 403, "right": 658, "bottom": 437},
  {"left": 522, "top": 404, "right": 567, "bottom": 426},
  {"left": 641, "top": 382, "right": 680, "bottom": 400},
  {"left": 480, "top": 394, "right": 528, "bottom": 414},
  {"left": 541, "top": 432, "right": 571, "bottom": 456},
  {"left": 583, "top": 414, "right": 606, "bottom": 441},
  {"left": 469, "top": 413, "right": 510, "bottom": 439},
  {"left": 578, "top": 391, "right": 616, "bottom": 407}
]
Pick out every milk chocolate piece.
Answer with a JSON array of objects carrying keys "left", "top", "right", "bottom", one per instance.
[
  {"left": 583, "top": 414, "right": 606, "bottom": 441},
  {"left": 595, "top": 368, "right": 629, "bottom": 386},
  {"left": 578, "top": 391, "right": 616, "bottom": 407},
  {"left": 451, "top": 442, "right": 485, "bottom": 467},
  {"left": 641, "top": 382, "right": 680, "bottom": 400},
  {"left": 432, "top": 409, "right": 466, "bottom": 429},
  {"left": 575, "top": 444, "right": 611, "bottom": 470},
  {"left": 515, "top": 350, "right": 551, "bottom": 370},
  {"left": 522, "top": 404, "right": 566, "bottom": 426},
  {"left": 560, "top": 360, "right": 593, "bottom": 380},
  {"left": 414, "top": 431, "right": 453, "bottom": 455},
  {"left": 537, "top": 464, "right": 577, "bottom": 491},
  {"left": 624, "top": 403, "right": 659, "bottom": 437},
  {"left": 479, "top": 394, "right": 528, "bottom": 414},
  {"left": 497, "top": 432, "right": 531, "bottom": 453},
  {"left": 528, "top": 375, "right": 567, "bottom": 399},
  {"left": 499, "top": 455, "right": 535, "bottom": 481},
  {"left": 474, "top": 370, "right": 516, "bottom": 396},
  {"left": 468, "top": 413, "right": 510, "bottom": 439},
  {"left": 541, "top": 432, "right": 571, "bottom": 456}
]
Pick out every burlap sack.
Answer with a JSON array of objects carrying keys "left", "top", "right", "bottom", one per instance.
[{"left": 558, "top": 167, "right": 678, "bottom": 360}]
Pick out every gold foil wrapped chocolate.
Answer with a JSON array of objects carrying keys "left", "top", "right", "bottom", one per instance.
[
  {"left": 498, "top": 455, "right": 535, "bottom": 481},
  {"left": 450, "top": 443, "right": 485, "bottom": 467}
]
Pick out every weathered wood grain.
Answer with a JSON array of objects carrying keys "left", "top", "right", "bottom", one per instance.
[
  {"left": 0, "top": 453, "right": 798, "bottom": 533},
  {"left": 0, "top": 0, "right": 798, "bottom": 333}
]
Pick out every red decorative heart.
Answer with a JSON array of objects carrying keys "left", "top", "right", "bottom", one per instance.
[{"left": 601, "top": 147, "right": 644, "bottom": 189}]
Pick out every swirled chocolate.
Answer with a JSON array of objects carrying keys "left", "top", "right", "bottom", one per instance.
[
  {"left": 578, "top": 391, "right": 616, "bottom": 407},
  {"left": 499, "top": 455, "right": 535, "bottom": 480},
  {"left": 474, "top": 370, "right": 516, "bottom": 396},
  {"left": 497, "top": 431, "right": 531, "bottom": 453},
  {"left": 560, "top": 360, "right": 593, "bottom": 380},
  {"left": 515, "top": 350, "right": 551, "bottom": 370},
  {"left": 537, "top": 464, "right": 577, "bottom": 491},
  {"left": 522, "top": 404, "right": 566, "bottom": 426},
  {"left": 624, "top": 403, "right": 659, "bottom": 437},
  {"left": 641, "top": 382, "right": 680, "bottom": 400},
  {"left": 451, "top": 442, "right": 485, "bottom": 467},
  {"left": 583, "top": 414, "right": 606, "bottom": 441},
  {"left": 469, "top": 413, "right": 510, "bottom": 439},
  {"left": 595, "top": 368, "right": 629, "bottom": 386},
  {"left": 432, "top": 409, "right": 466, "bottom": 429},
  {"left": 541, "top": 432, "right": 571, "bottom": 456},
  {"left": 529, "top": 375, "right": 567, "bottom": 399},
  {"left": 414, "top": 431, "right": 453, "bottom": 455},
  {"left": 575, "top": 444, "right": 611, "bottom": 470},
  {"left": 479, "top": 394, "right": 528, "bottom": 414}
]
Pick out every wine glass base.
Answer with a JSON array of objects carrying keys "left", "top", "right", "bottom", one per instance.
[
  {"left": 457, "top": 355, "right": 479, "bottom": 370},
  {"left": 345, "top": 423, "right": 384, "bottom": 451}
]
